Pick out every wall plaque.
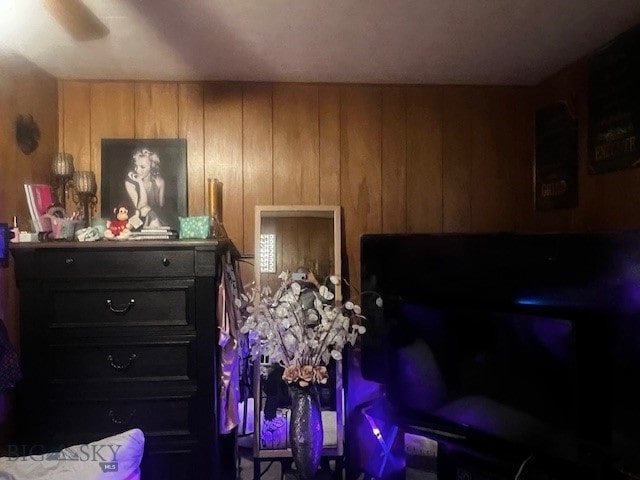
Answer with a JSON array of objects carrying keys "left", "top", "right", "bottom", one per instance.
[
  {"left": 535, "top": 102, "right": 578, "bottom": 211},
  {"left": 588, "top": 24, "right": 640, "bottom": 174}
]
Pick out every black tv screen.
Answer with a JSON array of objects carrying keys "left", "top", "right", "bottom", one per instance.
[
  {"left": 386, "top": 302, "right": 588, "bottom": 461},
  {"left": 360, "top": 232, "right": 640, "bottom": 476}
]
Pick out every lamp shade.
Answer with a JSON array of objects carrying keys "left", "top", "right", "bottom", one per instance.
[
  {"left": 73, "top": 170, "right": 96, "bottom": 194},
  {"left": 52, "top": 153, "right": 74, "bottom": 176}
]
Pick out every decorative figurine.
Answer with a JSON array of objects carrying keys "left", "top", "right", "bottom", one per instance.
[{"left": 104, "top": 205, "right": 132, "bottom": 240}]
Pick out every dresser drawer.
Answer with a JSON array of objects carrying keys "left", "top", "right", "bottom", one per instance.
[
  {"left": 48, "top": 280, "right": 195, "bottom": 329},
  {"left": 37, "top": 249, "right": 195, "bottom": 278},
  {"left": 49, "top": 337, "right": 195, "bottom": 382},
  {"left": 49, "top": 396, "right": 195, "bottom": 439}
]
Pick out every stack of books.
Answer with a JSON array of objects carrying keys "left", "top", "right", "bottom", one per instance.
[{"left": 130, "top": 226, "right": 178, "bottom": 240}]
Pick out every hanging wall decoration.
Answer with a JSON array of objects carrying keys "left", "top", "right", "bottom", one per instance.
[
  {"left": 15, "top": 114, "right": 41, "bottom": 155},
  {"left": 588, "top": 24, "right": 640, "bottom": 174},
  {"left": 535, "top": 102, "right": 579, "bottom": 211}
]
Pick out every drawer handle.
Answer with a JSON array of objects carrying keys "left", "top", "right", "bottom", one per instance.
[
  {"left": 105, "top": 298, "right": 135, "bottom": 313},
  {"left": 106, "top": 353, "right": 137, "bottom": 371},
  {"left": 162, "top": 257, "right": 170, "bottom": 267},
  {"left": 108, "top": 408, "right": 136, "bottom": 425},
  {"left": 65, "top": 258, "right": 74, "bottom": 265}
]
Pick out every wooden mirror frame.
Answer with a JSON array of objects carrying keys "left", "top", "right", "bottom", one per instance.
[
  {"left": 252, "top": 204, "right": 344, "bottom": 474},
  {"left": 254, "top": 204, "right": 342, "bottom": 301}
]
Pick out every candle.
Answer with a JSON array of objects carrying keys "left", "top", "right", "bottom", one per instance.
[
  {"left": 52, "top": 153, "right": 74, "bottom": 176},
  {"left": 73, "top": 171, "right": 96, "bottom": 194},
  {"left": 214, "top": 179, "right": 222, "bottom": 219},
  {"left": 208, "top": 178, "right": 218, "bottom": 217}
]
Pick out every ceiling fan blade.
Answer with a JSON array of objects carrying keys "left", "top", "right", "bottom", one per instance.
[{"left": 43, "top": 0, "right": 109, "bottom": 41}]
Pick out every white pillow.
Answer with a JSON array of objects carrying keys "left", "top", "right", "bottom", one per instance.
[{"left": 0, "top": 429, "right": 145, "bottom": 480}]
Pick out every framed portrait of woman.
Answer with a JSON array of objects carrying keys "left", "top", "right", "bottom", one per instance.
[{"left": 101, "top": 138, "right": 187, "bottom": 231}]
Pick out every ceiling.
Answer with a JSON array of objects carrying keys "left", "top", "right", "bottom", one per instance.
[{"left": 1, "top": 0, "right": 640, "bottom": 86}]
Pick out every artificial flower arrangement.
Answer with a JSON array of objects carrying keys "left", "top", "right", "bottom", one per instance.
[{"left": 237, "top": 271, "right": 374, "bottom": 388}]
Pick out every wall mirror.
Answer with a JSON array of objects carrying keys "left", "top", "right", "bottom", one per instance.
[
  {"left": 254, "top": 205, "right": 342, "bottom": 300},
  {"left": 252, "top": 205, "right": 343, "bottom": 476}
]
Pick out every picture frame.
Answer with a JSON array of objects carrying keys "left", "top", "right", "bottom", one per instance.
[
  {"left": 588, "top": 24, "right": 640, "bottom": 174},
  {"left": 100, "top": 138, "right": 187, "bottom": 231},
  {"left": 534, "top": 102, "right": 578, "bottom": 211}
]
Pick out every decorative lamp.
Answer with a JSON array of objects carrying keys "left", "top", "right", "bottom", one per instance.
[
  {"left": 52, "top": 153, "right": 74, "bottom": 208},
  {"left": 72, "top": 170, "right": 97, "bottom": 227}
]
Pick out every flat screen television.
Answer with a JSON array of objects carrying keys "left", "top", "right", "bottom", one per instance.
[{"left": 360, "top": 233, "right": 640, "bottom": 478}]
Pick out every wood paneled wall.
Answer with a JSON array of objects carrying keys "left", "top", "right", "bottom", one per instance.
[
  {"left": 527, "top": 59, "right": 640, "bottom": 233},
  {"left": 4, "top": 56, "right": 637, "bottom": 320},
  {"left": 57, "top": 80, "right": 531, "bottom": 291},
  {"left": 0, "top": 54, "right": 57, "bottom": 446},
  {"left": 0, "top": 55, "right": 58, "bottom": 345}
]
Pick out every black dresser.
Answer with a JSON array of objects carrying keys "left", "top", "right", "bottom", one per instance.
[{"left": 11, "top": 239, "right": 236, "bottom": 479}]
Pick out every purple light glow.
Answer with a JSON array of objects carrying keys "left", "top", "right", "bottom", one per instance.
[
  {"left": 620, "top": 278, "right": 640, "bottom": 312},
  {"left": 361, "top": 406, "right": 404, "bottom": 478},
  {"left": 530, "top": 316, "right": 572, "bottom": 362},
  {"left": 345, "top": 350, "right": 384, "bottom": 417},
  {"left": 396, "top": 340, "right": 447, "bottom": 411}
]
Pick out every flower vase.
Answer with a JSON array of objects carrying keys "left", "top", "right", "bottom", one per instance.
[{"left": 289, "top": 384, "right": 323, "bottom": 479}]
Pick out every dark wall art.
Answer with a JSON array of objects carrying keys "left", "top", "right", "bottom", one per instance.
[
  {"left": 535, "top": 102, "right": 579, "bottom": 211},
  {"left": 588, "top": 24, "right": 640, "bottom": 174},
  {"left": 15, "top": 114, "right": 40, "bottom": 155}
]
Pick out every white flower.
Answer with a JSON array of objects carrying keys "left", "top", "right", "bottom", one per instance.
[
  {"left": 319, "top": 285, "right": 334, "bottom": 300},
  {"left": 323, "top": 307, "right": 338, "bottom": 320},
  {"left": 236, "top": 270, "right": 377, "bottom": 384},
  {"left": 278, "top": 271, "right": 290, "bottom": 281},
  {"left": 284, "top": 333, "right": 296, "bottom": 348}
]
